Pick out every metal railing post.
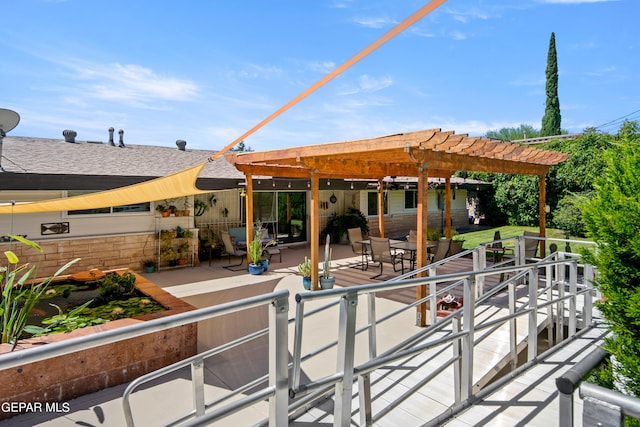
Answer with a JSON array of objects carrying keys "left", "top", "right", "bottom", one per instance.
[
  {"left": 367, "top": 293, "right": 377, "bottom": 359},
  {"left": 192, "top": 359, "right": 205, "bottom": 417},
  {"left": 452, "top": 316, "right": 462, "bottom": 403},
  {"left": 461, "top": 278, "right": 475, "bottom": 400},
  {"left": 584, "top": 263, "right": 594, "bottom": 326},
  {"left": 508, "top": 280, "right": 518, "bottom": 370},
  {"left": 292, "top": 299, "right": 306, "bottom": 390},
  {"left": 568, "top": 260, "right": 577, "bottom": 336},
  {"left": 358, "top": 374, "right": 373, "bottom": 427},
  {"left": 334, "top": 291, "right": 358, "bottom": 427},
  {"left": 429, "top": 267, "right": 437, "bottom": 325},
  {"left": 527, "top": 267, "right": 538, "bottom": 362},
  {"left": 269, "top": 293, "right": 289, "bottom": 426},
  {"left": 473, "top": 248, "right": 486, "bottom": 298}
]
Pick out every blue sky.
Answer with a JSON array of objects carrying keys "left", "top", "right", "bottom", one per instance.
[{"left": 2, "top": 0, "right": 637, "bottom": 152}]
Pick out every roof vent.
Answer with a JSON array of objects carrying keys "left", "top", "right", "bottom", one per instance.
[
  {"left": 118, "top": 129, "right": 125, "bottom": 148},
  {"left": 176, "top": 139, "right": 187, "bottom": 151},
  {"left": 62, "top": 129, "right": 77, "bottom": 143},
  {"left": 108, "top": 127, "right": 115, "bottom": 146}
]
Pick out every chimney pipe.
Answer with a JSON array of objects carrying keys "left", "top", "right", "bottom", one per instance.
[
  {"left": 118, "top": 129, "right": 125, "bottom": 147},
  {"left": 62, "top": 129, "right": 77, "bottom": 143},
  {"left": 176, "top": 139, "right": 187, "bottom": 151},
  {"left": 108, "top": 127, "right": 115, "bottom": 146}
]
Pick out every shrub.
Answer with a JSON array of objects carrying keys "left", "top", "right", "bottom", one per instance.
[{"left": 581, "top": 124, "right": 640, "bottom": 398}]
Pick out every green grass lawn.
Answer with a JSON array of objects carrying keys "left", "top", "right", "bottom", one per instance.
[{"left": 458, "top": 226, "right": 594, "bottom": 255}]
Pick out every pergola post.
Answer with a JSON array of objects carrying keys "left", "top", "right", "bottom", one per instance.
[
  {"left": 245, "top": 175, "right": 254, "bottom": 264},
  {"left": 310, "top": 172, "right": 320, "bottom": 290},
  {"left": 377, "top": 178, "right": 385, "bottom": 237},
  {"left": 445, "top": 177, "right": 452, "bottom": 238},
  {"left": 539, "top": 174, "right": 547, "bottom": 258},
  {"left": 416, "top": 165, "right": 428, "bottom": 327}
]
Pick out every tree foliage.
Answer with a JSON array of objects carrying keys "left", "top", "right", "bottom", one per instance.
[
  {"left": 485, "top": 124, "right": 541, "bottom": 141},
  {"left": 229, "top": 140, "right": 253, "bottom": 152},
  {"left": 580, "top": 128, "right": 640, "bottom": 398},
  {"left": 541, "top": 32, "right": 561, "bottom": 137}
]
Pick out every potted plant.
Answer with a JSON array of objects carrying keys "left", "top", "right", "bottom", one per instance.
[
  {"left": 176, "top": 242, "right": 190, "bottom": 265},
  {"left": 298, "top": 256, "right": 312, "bottom": 290},
  {"left": 160, "top": 245, "right": 178, "bottom": 267},
  {"left": 320, "top": 208, "right": 369, "bottom": 244},
  {"left": 141, "top": 258, "right": 157, "bottom": 273},
  {"left": 181, "top": 197, "right": 191, "bottom": 216},
  {"left": 155, "top": 203, "right": 170, "bottom": 217},
  {"left": 194, "top": 199, "right": 209, "bottom": 217},
  {"left": 248, "top": 225, "right": 276, "bottom": 275},
  {"left": 319, "top": 234, "right": 335, "bottom": 289}
]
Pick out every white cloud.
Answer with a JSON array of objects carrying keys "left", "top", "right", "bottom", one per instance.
[
  {"left": 309, "top": 60, "right": 336, "bottom": 74},
  {"left": 352, "top": 16, "right": 396, "bottom": 29},
  {"left": 237, "top": 63, "right": 284, "bottom": 80},
  {"left": 73, "top": 63, "right": 199, "bottom": 104},
  {"left": 338, "top": 74, "right": 393, "bottom": 95},
  {"left": 444, "top": 8, "right": 491, "bottom": 24},
  {"left": 450, "top": 31, "right": 468, "bottom": 41},
  {"left": 585, "top": 66, "right": 617, "bottom": 77}
]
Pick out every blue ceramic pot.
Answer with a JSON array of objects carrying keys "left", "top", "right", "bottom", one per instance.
[
  {"left": 248, "top": 264, "right": 264, "bottom": 275},
  {"left": 302, "top": 276, "right": 311, "bottom": 290}
]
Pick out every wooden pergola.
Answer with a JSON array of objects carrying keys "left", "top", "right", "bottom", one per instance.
[{"left": 225, "top": 128, "right": 569, "bottom": 325}]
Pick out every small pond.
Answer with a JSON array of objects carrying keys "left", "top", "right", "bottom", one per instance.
[{"left": 25, "top": 271, "right": 165, "bottom": 336}]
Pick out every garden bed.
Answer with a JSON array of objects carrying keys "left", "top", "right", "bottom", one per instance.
[{"left": 0, "top": 269, "right": 197, "bottom": 419}]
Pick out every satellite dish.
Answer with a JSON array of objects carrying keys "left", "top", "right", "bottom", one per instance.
[
  {"left": 0, "top": 109, "right": 20, "bottom": 137},
  {"left": 0, "top": 108, "right": 20, "bottom": 172}
]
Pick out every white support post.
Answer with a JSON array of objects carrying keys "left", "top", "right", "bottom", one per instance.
[
  {"left": 461, "top": 278, "right": 475, "bottom": 400},
  {"left": 527, "top": 268, "right": 538, "bottom": 362},
  {"left": 269, "top": 293, "right": 289, "bottom": 427},
  {"left": 334, "top": 292, "right": 358, "bottom": 427}
]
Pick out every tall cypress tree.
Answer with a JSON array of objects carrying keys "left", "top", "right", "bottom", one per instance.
[{"left": 541, "top": 32, "right": 561, "bottom": 136}]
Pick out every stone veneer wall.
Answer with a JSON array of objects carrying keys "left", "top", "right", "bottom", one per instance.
[{"left": 1, "top": 231, "right": 200, "bottom": 277}]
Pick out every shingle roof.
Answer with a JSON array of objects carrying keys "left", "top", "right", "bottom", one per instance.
[{"left": 2, "top": 136, "right": 244, "bottom": 180}]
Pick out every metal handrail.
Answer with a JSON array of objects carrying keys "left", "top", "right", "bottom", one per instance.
[{"left": 288, "top": 239, "right": 598, "bottom": 426}]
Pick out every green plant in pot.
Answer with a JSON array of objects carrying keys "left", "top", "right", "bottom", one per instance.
[
  {"left": 319, "top": 234, "right": 335, "bottom": 289},
  {"left": 298, "top": 257, "right": 312, "bottom": 290},
  {"left": 142, "top": 258, "right": 157, "bottom": 273}
]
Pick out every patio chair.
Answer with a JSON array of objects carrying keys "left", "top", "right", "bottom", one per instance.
[
  {"left": 369, "top": 236, "right": 403, "bottom": 279},
  {"left": 220, "top": 230, "right": 247, "bottom": 271},
  {"left": 347, "top": 227, "right": 368, "bottom": 270},
  {"left": 406, "top": 229, "right": 417, "bottom": 242},
  {"left": 486, "top": 230, "right": 514, "bottom": 263},
  {"left": 429, "top": 238, "right": 451, "bottom": 264},
  {"left": 523, "top": 231, "right": 540, "bottom": 259}
]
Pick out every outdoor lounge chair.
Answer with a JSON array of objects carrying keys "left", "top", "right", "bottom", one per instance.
[
  {"left": 429, "top": 238, "right": 452, "bottom": 264},
  {"left": 369, "top": 236, "right": 403, "bottom": 279},
  {"left": 347, "top": 227, "right": 368, "bottom": 270},
  {"left": 220, "top": 230, "right": 247, "bottom": 271}
]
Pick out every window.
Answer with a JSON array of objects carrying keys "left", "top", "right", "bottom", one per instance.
[
  {"left": 367, "top": 192, "right": 388, "bottom": 215},
  {"left": 404, "top": 190, "right": 418, "bottom": 209},
  {"left": 66, "top": 191, "right": 151, "bottom": 216}
]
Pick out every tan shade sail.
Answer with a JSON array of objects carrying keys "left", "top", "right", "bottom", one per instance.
[{"left": 0, "top": 163, "right": 210, "bottom": 214}]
